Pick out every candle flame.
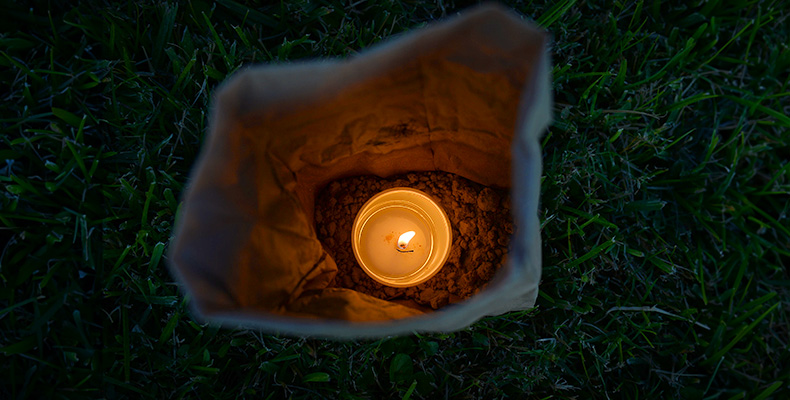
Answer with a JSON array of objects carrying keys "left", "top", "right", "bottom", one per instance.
[{"left": 397, "top": 231, "right": 416, "bottom": 249}]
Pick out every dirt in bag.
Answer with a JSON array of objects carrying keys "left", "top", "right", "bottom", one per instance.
[{"left": 315, "top": 171, "right": 513, "bottom": 310}]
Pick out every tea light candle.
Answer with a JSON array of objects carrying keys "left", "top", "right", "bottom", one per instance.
[{"left": 352, "top": 188, "right": 451, "bottom": 287}]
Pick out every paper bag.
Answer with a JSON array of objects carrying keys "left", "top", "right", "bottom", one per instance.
[{"left": 169, "top": 3, "right": 551, "bottom": 338}]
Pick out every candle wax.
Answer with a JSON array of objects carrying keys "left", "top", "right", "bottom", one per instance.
[
  {"left": 352, "top": 187, "right": 451, "bottom": 287},
  {"left": 359, "top": 206, "right": 432, "bottom": 278}
]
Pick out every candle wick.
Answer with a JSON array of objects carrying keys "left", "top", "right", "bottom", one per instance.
[{"left": 396, "top": 248, "right": 414, "bottom": 253}]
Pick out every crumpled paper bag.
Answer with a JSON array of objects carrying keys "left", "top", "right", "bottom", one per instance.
[{"left": 169, "top": 3, "right": 551, "bottom": 338}]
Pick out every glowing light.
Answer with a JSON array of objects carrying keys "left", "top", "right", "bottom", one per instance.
[{"left": 397, "top": 231, "right": 416, "bottom": 250}]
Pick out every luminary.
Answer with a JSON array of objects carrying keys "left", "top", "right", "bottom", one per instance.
[
  {"left": 168, "top": 4, "right": 550, "bottom": 338},
  {"left": 352, "top": 188, "right": 451, "bottom": 287}
]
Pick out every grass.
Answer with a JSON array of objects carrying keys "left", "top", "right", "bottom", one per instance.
[{"left": 1, "top": 0, "right": 789, "bottom": 398}]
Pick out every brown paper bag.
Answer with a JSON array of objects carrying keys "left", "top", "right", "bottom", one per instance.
[{"left": 169, "top": 3, "right": 551, "bottom": 338}]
